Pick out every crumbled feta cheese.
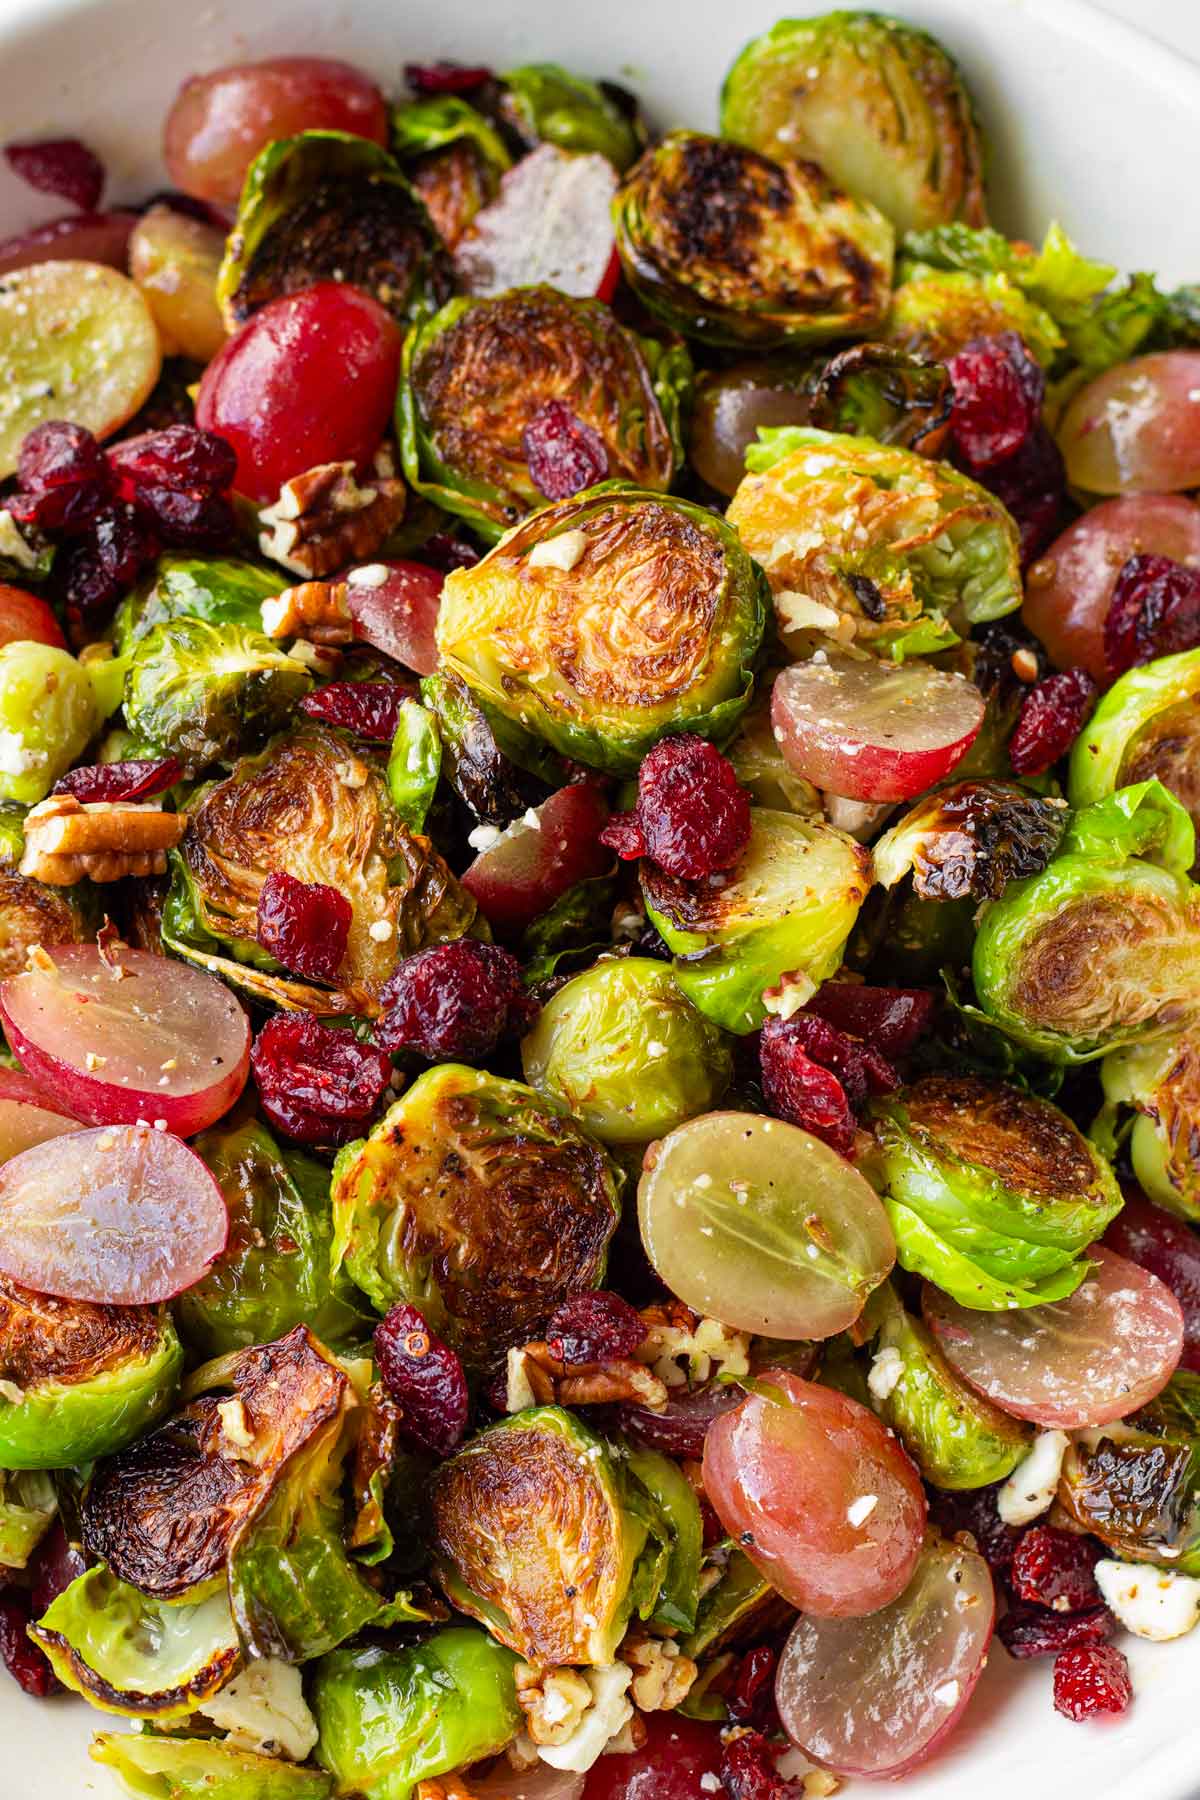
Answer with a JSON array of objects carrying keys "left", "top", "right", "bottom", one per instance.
[
  {"left": 997, "top": 1429, "right": 1070, "bottom": 1526},
  {"left": 701, "top": 1776, "right": 723, "bottom": 1794},
  {"left": 347, "top": 563, "right": 389, "bottom": 588},
  {"left": 538, "top": 1663, "right": 633, "bottom": 1773},
  {"left": 201, "top": 1659, "right": 318, "bottom": 1761},
  {"left": 1096, "top": 1559, "right": 1200, "bottom": 1641},
  {"left": 867, "top": 1346, "right": 904, "bottom": 1400},
  {"left": 367, "top": 918, "right": 394, "bottom": 942},
  {"left": 467, "top": 822, "right": 503, "bottom": 852},
  {"left": 217, "top": 1398, "right": 255, "bottom": 1454},
  {"left": 0, "top": 732, "right": 43, "bottom": 779},
  {"left": 773, "top": 589, "right": 843, "bottom": 635},
  {"left": 846, "top": 1494, "right": 878, "bottom": 1528},
  {"left": 528, "top": 529, "right": 589, "bottom": 573}
]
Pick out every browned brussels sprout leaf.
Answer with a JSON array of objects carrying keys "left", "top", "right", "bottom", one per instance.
[
  {"left": 391, "top": 95, "right": 511, "bottom": 249},
  {"left": 1058, "top": 1372, "right": 1200, "bottom": 1573},
  {"left": 873, "top": 780, "right": 1069, "bottom": 903},
  {"left": 808, "top": 342, "right": 952, "bottom": 455}
]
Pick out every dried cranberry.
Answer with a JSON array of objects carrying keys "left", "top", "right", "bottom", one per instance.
[
  {"left": 374, "top": 1301, "right": 469, "bottom": 1458},
  {"left": 0, "top": 1590, "right": 59, "bottom": 1698},
  {"left": 108, "top": 424, "right": 237, "bottom": 496},
  {"left": 4, "top": 137, "right": 105, "bottom": 212},
  {"left": 805, "top": 982, "right": 936, "bottom": 1058},
  {"left": 522, "top": 399, "right": 609, "bottom": 501},
  {"left": 299, "top": 680, "right": 410, "bottom": 742},
  {"left": 727, "top": 1644, "right": 783, "bottom": 1735},
  {"left": 604, "top": 734, "right": 751, "bottom": 880},
  {"left": 250, "top": 1013, "right": 392, "bottom": 1146},
  {"left": 544, "top": 1291, "right": 647, "bottom": 1364},
  {"left": 53, "top": 756, "right": 181, "bottom": 804},
  {"left": 419, "top": 532, "right": 481, "bottom": 574},
  {"left": 374, "top": 940, "right": 533, "bottom": 1060},
  {"left": 926, "top": 1483, "right": 1022, "bottom": 1575},
  {"left": 1104, "top": 1191, "right": 1200, "bottom": 1374},
  {"left": 1053, "top": 1643, "right": 1133, "bottom": 1722},
  {"left": 12, "top": 420, "right": 113, "bottom": 532},
  {"left": 255, "top": 871, "right": 352, "bottom": 984},
  {"left": 949, "top": 332, "right": 1044, "bottom": 466},
  {"left": 134, "top": 485, "right": 237, "bottom": 549},
  {"left": 980, "top": 425, "right": 1067, "bottom": 565},
  {"left": 597, "top": 811, "right": 647, "bottom": 860},
  {"left": 57, "top": 500, "right": 157, "bottom": 622},
  {"left": 719, "top": 1730, "right": 799, "bottom": 1799},
  {"left": 1008, "top": 667, "right": 1097, "bottom": 776},
  {"left": 759, "top": 1013, "right": 897, "bottom": 1155},
  {"left": 404, "top": 60, "right": 493, "bottom": 95},
  {"left": 28, "top": 1523, "right": 87, "bottom": 1618},
  {"left": 1104, "top": 552, "right": 1200, "bottom": 676},
  {"left": 998, "top": 1600, "right": 1115, "bottom": 1660},
  {"left": 1010, "top": 1526, "right": 1103, "bottom": 1613}
]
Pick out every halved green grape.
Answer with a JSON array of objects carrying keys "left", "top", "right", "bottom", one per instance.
[{"left": 638, "top": 1112, "right": 895, "bottom": 1339}]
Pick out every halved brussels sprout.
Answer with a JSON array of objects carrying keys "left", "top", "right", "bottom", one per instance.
[
  {"left": 643, "top": 807, "right": 871, "bottom": 1033},
  {"left": 436, "top": 487, "right": 768, "bottom": 773},
  {"left": 973, "top": 781, "right": 1200, "bottom": 1062},
  {"left": 886, "top": 268, "right": 1063, "bottom": 366},
  {"left": 0, "top": 1275, "right": 181, "bottom": 1470},
  {"left": 498, "top": 63, "right": 645, "bottom": 171},
  {"left": 522, "top": 957, "right": 732, "bottom": 1144},
  {"left": 177, "top": 1121, "right": 370, "bottom": 1359},
  {"left": 398, "top": 286, "right": 689, "bottom": 540},
  {"left": 124, "top": 618, "right": 313, "bottom": 776},
  {"left": 682, "top": 1546, "right": 789, "bottom": 1661},
  {"left": 872, "top": 1074, "right": 1124, "bottom": 1309},
  {"left": 114, "top": 556, "right": 283, "bottom": 655},
  {"left": 218, "top": 132, "right": 453, "bottom": 328},
  {"left": 330, "top": 1065, "right": 621, "bottom": 1367},
  {"left": 1095, "top": 1031, "right": 1200, "bottom": 1220},
  {"left": 865, "top": 1284, "right": 1030, "bottom": 1487},
  {"left": 391, "top": 95, "right": 511, "bottom": 249},
  {"left": 0, "top": 868, "right": 90, "bottom": 977},
  {"left": 0, "top": 1468, "right": 56, "bottom": 1569},
  {"left": 613, "top": 130, "right": 893, "bottom": 347},
  {"left": 312, "top": 1626, "right": 519, "bottom": 1800},
  {"left": 720, "top": 14, "right": 986, "bottom": 235},
  {"left": 418, "top": 668, "right": 550, "bottom": 825},
  {"left": 727, "top": 428, "right": 1022, "bottom": 653},
  {"left": 430, "top": 1406, "right": 661, "bottom": 1665},
  {"left": 807, "top": 341, "right": 953, "bottom": 454},
  {"left": 92, "top": 1734, "right": 333, "bottom": 1800},
  {"left": 623, "top": 1444, "right": 704, "bottom": 1634},
  {"left": 1070, "top": 647, "right": 1200, "bottom": 860},
  {"left": 168, "top": 725, "right": 476, "bottom": 1014},
  {"left": 32, "top": 1564, "right": 240, "bottom": 1718},
  {"left": 873, "top": 781, "right": 1068, "bottom": 902},
  {"left": 1057, "top": 1373, "right": 1200, "bottom": 1573}
]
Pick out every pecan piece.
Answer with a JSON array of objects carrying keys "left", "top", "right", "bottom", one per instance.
[
  {"left": 514, "top": 1663, "right": 592, "bottom": 1747},
  {"left": 19, "top": 796, "right": 187, "bottom": 886},
  {"left": 261, "top": 580, "right": 354, "bottom": 644},
  {"left": 258, "top": 448, "right": 406, "bottom": 578},
  {"left": 622, "top": 1629, "right": 699, "bottom": 1712},
  {"left": 504, "top": 1343, "right": 669, "bottom": 1414}
]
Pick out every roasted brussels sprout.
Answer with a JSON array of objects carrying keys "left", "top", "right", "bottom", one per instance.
[
  {"left": 727, "top": 428, "right": 1022, "bottom": 653},
  {"left": 643, "top": 807, "right": 871, "bottom": 1033},
  {"left": 114, "top": 555, "right": 282, "bottom": 655},
  {"left": 873, "top": 1073, "right": 1124, "bottom": 1309},
  {"left": 386, "top": 698, "right": 441, "bottom": 835},
  {"left": 498, "top": 63, "right": 645, "bottom": 170},
  {"left": 1070, "top": 647, "right": 1200, "bottom": 859},
  {"left": 613, "top": 130, "right": 893, "bottom": 348},
  {"left": 0, "top": 642, "right": 99, "bottom": 805},
  {"left": 390, "top": 95, "right": 511, "bottom": 249},
  {"left": 430, "top": 1406, "right": 666, "bottom": 1664},
  {"left": 176, "top": 1121, "right": 370, "bottom": 1359},
  {"left": 973, "top": 781, "right": 1200, "bottom": 1061},
  {"left": 168, "top": 725, "right": 476, "bottom": 1013},
  {"left": 865, "top": 1283, "right": 1030, "bottom": 1486},
  {"left": 887, "top": 266, "right": 1063, "bottom": 366},
  {"left": 1095, "top": 1030, "right": 1200, "bottom": 1220},
  {"left": 522, "top": 957, "right": 732, "bottom": 1144},
  {"left": 873, "top": 781, "right": 1068, "bottom": 902},
  {"left": 682, "top": 1546, "right": 790, "bottom": 1662},
  {"left": 0, "top": 1468, "right": 56, "bottom": 1569},
  {"left": 807, "top": 340, "right": 953, "bottom": 452},
  {"left": 312, "top": 1626, "right": 519, "bottom": 1800},
  {"left": 1057, "top": 1372, "right": 1200, "bottom": 1573},
  {"left": 418, "top": 668, "right": 548, "bottom": 825},
  {"left": 398, "top": 286, "right": 689, "bottom": 540},
  {"left": 720, "top": 13, "right": 986, "bottom": 235},
  {"left": 0, "top": 1275, "right": 181, "bottom": 1470},
  {"left": 0, "top": 868, "right": 89, "bottom": 977},
  {"left": 218, "top": 132, "right": 453, "bottom": 328},
  {"left": 92, "top": 1734, "right": 334, "bottom": 1800},
  {"left": 331, "top": 1065, "right": 621, "bottom": 1364},
  {"left": 623, "top": 1443, "right": 704, "bottom": 1634},
  {"left": 436, "top": 487, "right": 768, "bottom": 773},
  {"left": 124, "top": 618, "right": 312, "bottom": 776}
]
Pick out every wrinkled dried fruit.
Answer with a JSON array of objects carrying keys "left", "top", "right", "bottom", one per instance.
[
  {"left": 375, "top": 939, "right": 532, "bottom": 1060},
  {"left": 29, "top": 1523, "right": 87, "bottom": 1618},
  {"left": 58, "top": 500, "right": 158, "bottom": 622},
  {"left": 0, "top": 1590, "right": 59, "bottom": 1698},
  {"left": 298, "top": 679, "right": 410, "bottom": 742},
  {"left": 10, "top": 419, "right": 113, "bottom": 532},
  {"left": 250, "top": 1012, "right": 391, "bottom": 1145},
  {"left": 926, "top": 1482, "right": 1022, "bottom": 1575},
  {"left": 1104, "top": 552, "right": 1200, "bottom": 676},
  {"left": 998, "top": 1600, "right": 1115, "bottom": 1660},
  {"left": 719, "top": 1729, "right": 796, "bottom": 1799},
  {"left": 1053, "top": 1643, "right": 1133, "bottom": 1721},
  {"left": 805, "top": 983, "right": 936, "bottom": 1058},
  {"left": 602, "top": 733, "right": 751, "bottom": 879},
  {"left": 4, "top": 137, "right": 104, "bottom": 212},
  {"left": 727, "top": 1643, "right": 783, "bottom": 1736},
  {"left": 760, "top": 1011, "right": 897, "bottom": 1155},
  {"left": 544, "top": 1290, "right": 647, "bottom": 1364},
  {"left": 53, "top": 757, "right": 182, "bottom": 803},
  {"left": 1010, "top": 1526, "right": 1102, "bottom": 1613},
  {"left": 374, "top": 1300, "right": 469, "bottom": 1457},
  {"left": 255, "top": 869, "right": 353, "bottom": 983},
  {"left": 1008, "top": 667, "right": 1097, "bottom": 776},
  {"left": 404, "top": 60, "right": 492, "bottom": 95},
  {"left": 949, "top": 332, "right": 1044, "bottom": 467},
  {"left": 522, "top": 398, "right": 610, "bottom": 501},
  {"left": 108, "top": 424, "right": 237, "bottom": 496},
  {"left": 978, "top": 425, "right": 1066, "bottom": 566}
]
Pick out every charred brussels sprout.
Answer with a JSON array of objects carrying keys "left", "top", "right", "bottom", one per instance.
[
  {"left": 0, "top": 1469, "right": 56, "bottom": 1569},
  {"left": 973, "top": 781, "right": 1200, "bottom": 1061},
  {"left": 613, "top": 130, "right": 893, "bottom": 348},
  {"left": 873, "top": 1074, "right": 1124, "bottom": 1309},
  {"left": 720, "top": 13, "right": 986, "bottom": 235},
  {"left": 807, "top": 341, "right": 952, "bottom": 453},
  {"left": 312, "top": 1626, "right": 519, "bottom": 1800},
  {"left": 177, "top": 1121, "right": 370, "bottom": 1358},
  {"left": 398, "top": 286, "right": 689, "bottom": 540},
  {"left": 390, "top": 95, "right": 510, "bottom": 249},
  {"left": 92, "top": 1734, "right": 334, "bottom": 1800},
  {"left": 169, "top": 725, "right": 476, "bottom": 1014},
  {"left": 385, "top": 698, "right": 441, "bottom": 835},
  {"left": 218, "top": 131, "right": 452, "bottom": 329},
  {"left": 498, "top": 63, "right": 645, "bottom": 171},
  {"left": 887, "top": 267, "right": 1062, "bottom": 366},
  {"left": 124, "top": 618, "right": 312, "bottom": 776},
  {"left": 330, "top": 1065, "right": 621, "bottom": 1365},
  {"left": 418, "top": 668, "right": 549, "bottom": 825},
  {"left": 430, "top": 1407, "right": 664, "bottom": 1664},
  {"left": 436, "top": 488, "right": 767, "bottom": 773},
  {"left": 0, "top": 867, "right": 89, "bottom": 977},
  {"left": 0, "top": 1275, "right": 181, "bottom": 1470},
  {"left": 873, "top": 780, "right": 1068, "bottom": 902},
  {"left": 1070, "top": 647, "right": 1200, "bottom": 860},
  {"left": 114, "top": 555, "right": 282, "bottom": 655},
  {"left": 728, "top": 428, "right": 1022, "bottom": 653},
  {"left": 522, "top": 957, "right": 732, "bottom": 1144},
  {"left": 1095, "top": 1031, "right": 1200, "bottom": 1221},
  {"left": 643, "top": 807, "right": 871, "bottom": 1033},
  {"left": 1057, "top": 1373, "right": 1200, "bottom": 1573}
]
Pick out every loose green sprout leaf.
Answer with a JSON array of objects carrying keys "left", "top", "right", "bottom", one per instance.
[
  {"left": 498, "top": 63, "right": 645, "bottom": 170},
  {"left": 624, "top": 1445, "right": 704, "bottom": 1633},
  {"left": 642, "top": 808, "right": 871, "bottom": 1034},
  {"left": 436, "top": 487, "right": 768, "bottom": 774},
  {"left": 91, "top": 1734, "right": 334, "bottom": 1800},
  {"left": 0, "top": 643, "right": 99, "bottom": 805},
  {"left": 522, "top": 957, "right": 732, "bottom": 1144},
  {"left": 124, "top": 618, "right": 312, "bottom": 776},
  {"left": 1069, "top": 647, "right": 1200, "bottom": 855},
  {"left": 113, "top": 556, "right": 282, "bottom": 655},
  {"left": 390, "top": 95, "right": 510, "bottom": 248},
  {"left": 519, "top": 871, "right": 619, "bottom": 986},
  {"left": 720, "top": 13, "right": 986, "bottom": 235},
  {"left": 682, "top": 1546, "right": 788, "bottom": 1661},
  {"left": 330, "top": 1065, "right": 621, "bottom": 1366},
  {"left": 218, "top": 131, "right": 452, "bottom": 328},
  {"left": 386, "top": 700, "right": 441, "bottom": 834},
  {"left": 0, "top": 1468, "right": 56, "bottom": 1569},
  {"left": 1095, "top": 1031, "right": 1200, "bottom": 1220},
  {"left": 613, "top": 130, "right": 893, "bottom": 348},
  {"left": 312, "top": 1627, "right": 520, "bottom": 1800},
  {"left": 886, "top": 267, "right": 1063, "bottom": 367},
  {"left": 873, "top": 781, "right": 1068, "bottom": 902},
  {"left": 398, "top": 286, "right": 688, "bottom": 540}
]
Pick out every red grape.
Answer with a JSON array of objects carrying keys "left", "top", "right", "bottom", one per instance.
[
  {"left": 0, "top": 585, "right": 65, "bottom": 649},
  {"left": 1103, "top": 1189, "right": 1200, "bottom": 1373},
  {"left": 0, "top": 210, "right": 139, "bottom": 277},
  {"left": 345, "top": 560, "right": 443, "bottom": 674},
  {"left": 0, "top": 1097, "right": 79, "bottom": 1163},
  {"left": 461, "top": 782, "right": 611, "bottom": 938},
  {"left": 1057, "top": 352, "right": 1200, "bottom": 495}
]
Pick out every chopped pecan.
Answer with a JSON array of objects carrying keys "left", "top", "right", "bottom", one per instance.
[
  {"left": 635, "top": 1307, "right": 751, "bottom": 1391},
  {"left": 621, "top": 1630, "right": 699, "bottom": 1712},
  {"left": 514, "top": 1662, "right": 592, "bottom": 1746},
  {"left": 415, "top": 1779, "right": 488, "bottom": 1800},
  {"left": 258, "top": 448, "right": 406, "bottom": 578},
  {"left": 19, "top": 796, "right": 187, "bottom": 885},
  {"left": 504, "top": 1343, "right": 668, "bottom": 1414},
  {"left": 261, "top": 580, "right": 354, "bottom": 644}
]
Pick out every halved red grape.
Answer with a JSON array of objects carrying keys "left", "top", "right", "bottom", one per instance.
[
  {"left": 1022, "top": 494, "right": 1200, "bottom": 681},
  {"left": 583, "top": 1710, "right": 724, "bottom": 1800},
  {"left": 475, "top": 1769, "right": 583, "bottom": 1800},
  {"left": 775, "top": 1536, "right": 994, "bottom": 1778},
  {"left": 703, "top": 1372, "right": 926, "bottom": 1617},
  {"left": 0, "top": 944, "right": 249, "bottom": 1136},
  {"left": 0, "top": 1097, "right": 80, "bottom": 1162},
  {"left": 0, "top": 1067, "right": 69, "bottom": 1111},
  {"left": 454, "top": 144, "right": 619, "bottom": 300},
  {"left": 618, "top": 1378, "right": 748, "bottom": 1460},
  {"left": 1057, "top": 352, "right": 1200, "bottom": 495},
  {"left": 0, "top": 210, "right": 139, "bottom": 277},
  {"left": 1103, "top": 1189, "right": 1200, "bottom": 1374},
  {"left": 0, "top": 1122, "right": 226, "bottom": 1304},
  {"left": 770, "top": 654, "right": 985, "bottom": 802},
  {"left": 345, "top": 561, "right": 443, "bottom": 674},
  {"left": 0, "top": 586, "right": 66, "bottom": 650},
  {"left": 461, "top": 782, "right": 611, "bottom": 938},
  {"left": 923, "top": 1246, "right": 1184, "bottom": 1428}
]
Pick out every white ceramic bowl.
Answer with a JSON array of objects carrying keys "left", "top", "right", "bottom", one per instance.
[{"left": 2, "top": 2, "right": 1199, "bottom": 1796}]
